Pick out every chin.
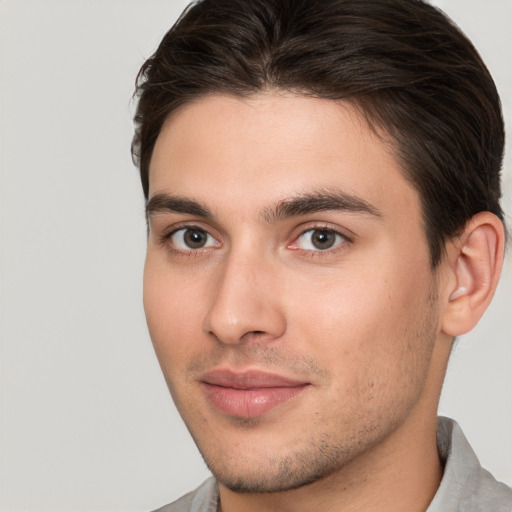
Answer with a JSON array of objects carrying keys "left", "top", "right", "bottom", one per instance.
[
  {"left": 215, "top": 469, "right": 331, "bottom": 494},
  {"left": 197, "top": 437, "right": 355, "bottom": 494}
]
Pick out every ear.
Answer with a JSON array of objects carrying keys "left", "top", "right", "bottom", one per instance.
[{"left": 440, "top": 212, "right": 505, "bottom": 337}]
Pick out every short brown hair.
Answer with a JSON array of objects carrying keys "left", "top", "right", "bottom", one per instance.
[{"left": 132, "top": 0, "right": 505, "bottom": 266}]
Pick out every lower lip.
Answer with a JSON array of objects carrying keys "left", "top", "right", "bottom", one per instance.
[{"left": 202, "top": 383, "right": 308, "bottom": 418}]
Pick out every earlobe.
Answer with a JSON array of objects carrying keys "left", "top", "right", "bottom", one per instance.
[{"left": 441, "top": 212, "right": 505, "bottom": 337}]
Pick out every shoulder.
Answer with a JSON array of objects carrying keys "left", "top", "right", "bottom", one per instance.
[
  {"left": 429, "top": 417, "right": 512, "bottom": 512},
  {"left": 469, "top": 466, "right": 512, "bottom": 511},
  {"left": 150, "top": 478, "right": 218, "bottom": 512}
]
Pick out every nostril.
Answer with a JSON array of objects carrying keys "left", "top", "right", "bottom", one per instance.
[{"left": 239, "top": 330, "right": 271, "bottom": 343}]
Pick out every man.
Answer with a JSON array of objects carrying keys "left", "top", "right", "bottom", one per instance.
[{"left": 131, "top": 0, "right": 512, "bottom": 510}]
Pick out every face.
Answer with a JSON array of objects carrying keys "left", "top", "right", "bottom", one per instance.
[{"left": 144, "top": 93, "right": 445, "bottom": 493}]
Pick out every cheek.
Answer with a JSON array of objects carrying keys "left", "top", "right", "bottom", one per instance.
[
  {"left": 143, "top": 256, "right": 209, "bottom": 367},
  {"left": 286, "top": 258, "right": 435, "bottom": 380}
]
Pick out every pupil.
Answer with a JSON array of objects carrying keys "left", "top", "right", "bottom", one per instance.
[
  {"left": 312, "top": 230, "right": 335, "bottom": 250},
  {"left": 184, "top": 229, "right": 206, "bottom": 248}
]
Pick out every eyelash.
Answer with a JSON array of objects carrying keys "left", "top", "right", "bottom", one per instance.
[
  {"left": 160, "top": 224, "right": 217, "bottom": 256},
  {"left": 159, "top": 223, "right": 352, "bottom": 257},
  {"left": 289, "top": 224, "right": 352, "bottom": 257}
]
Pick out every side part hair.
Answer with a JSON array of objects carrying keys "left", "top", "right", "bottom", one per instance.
[{"left": 132, "top": 0, "right": 505, "bottom": 267}]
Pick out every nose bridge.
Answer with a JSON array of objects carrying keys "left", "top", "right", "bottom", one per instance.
[{"left": 203, "top": 243, "right": 286, "bottom": 344}]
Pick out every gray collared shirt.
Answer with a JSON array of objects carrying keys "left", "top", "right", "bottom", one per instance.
[{"left": 152, "top": 417, "right": 512, "bottom": 512}]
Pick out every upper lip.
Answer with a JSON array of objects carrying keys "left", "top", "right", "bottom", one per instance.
[{"left": 200, "top": 369, "right": 309, "bottom": 389}]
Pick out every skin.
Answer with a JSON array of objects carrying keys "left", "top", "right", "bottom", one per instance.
[{"left": 144, "top": 92, "right": 463, "bottom": 512}]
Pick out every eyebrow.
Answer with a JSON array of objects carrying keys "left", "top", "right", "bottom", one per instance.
[
  {"left": 145, "top": 189, "right": 382, "bottom": 224},
  {"left": 262, "top": 189, "right": 382, "bottom": 223},
  {"left": 146, "top": 193, "right": 213, "bottom": 220}
]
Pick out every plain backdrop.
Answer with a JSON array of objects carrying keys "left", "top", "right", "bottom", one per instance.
[{"left": 0, "top": 1, "right": 511, "bottom": 511}]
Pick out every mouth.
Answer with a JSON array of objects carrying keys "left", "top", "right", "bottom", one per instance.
[{"left": 200, "top": 369, "right": 310, "bottom": 418}]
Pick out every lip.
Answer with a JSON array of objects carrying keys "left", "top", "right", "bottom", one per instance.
[{"left": 200, "top": 369, "right": 310, "bottom": 418}]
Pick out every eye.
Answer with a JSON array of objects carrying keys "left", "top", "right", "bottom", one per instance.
[
  {"left": 295, "top": 228, "right": 346, "bottom": 251},
  {"left": 169, "top": 227, "right": 217, "bottom": 250}
]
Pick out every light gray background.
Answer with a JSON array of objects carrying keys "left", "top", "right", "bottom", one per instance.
[{"left": 0, "top": 1, "right": 510, "bottom": 511}]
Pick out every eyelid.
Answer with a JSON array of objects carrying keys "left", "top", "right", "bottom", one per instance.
[{"left": 160, "top": 220, "right": 218, "bottom": 238}]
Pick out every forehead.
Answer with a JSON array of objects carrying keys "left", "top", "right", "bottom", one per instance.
[{"left": 149, "top": 92, "right": 420, "bottom": 222}]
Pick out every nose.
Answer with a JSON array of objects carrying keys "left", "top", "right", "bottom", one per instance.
[{"left": 202, "top": 251, "right": 287, "bottom": 345}]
